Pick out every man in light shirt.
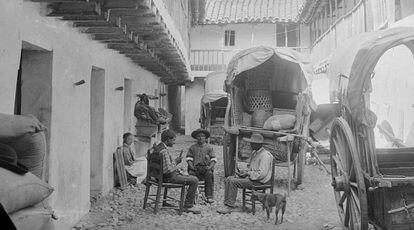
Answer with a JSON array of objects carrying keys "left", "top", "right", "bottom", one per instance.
[{"left": 217, "top": 133, "right": 273, "bottom": 214}]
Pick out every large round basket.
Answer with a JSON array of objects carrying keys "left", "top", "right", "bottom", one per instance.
[{"left": 248, "top": 90, "right": 272, "bottom": 112}]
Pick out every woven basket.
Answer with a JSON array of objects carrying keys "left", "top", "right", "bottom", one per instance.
[{"left": 248, "top": 90, "right": 272, "bottom": 112}]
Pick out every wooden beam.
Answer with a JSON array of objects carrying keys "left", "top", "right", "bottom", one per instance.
[
  {"left": 91, "top": 33, "right": 129, "bottom": 41},
  {"left": 61, "top": 15, "right": 102, "bottom": 20},
  {"left": 72, "top": 20, "right": 112, "bottom": 27},
  {"left": 106, "top": 8, "right": 156, "bottom": 18},
  {"left": 31, "top": 0, "right": 87, "bottom": 2},
  {"left": 79, "top": 27, "right": 122, "bottom": 34},
  {"left": 116, "top": 15, "right": 162, "bottom": 25},
  {"left": 104, "top": 0, "right": 151, "bottom": 9}
]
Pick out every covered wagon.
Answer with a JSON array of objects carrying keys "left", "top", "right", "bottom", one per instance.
[{"left": 222, "top": 46, "right": 314, "bottom": 191}]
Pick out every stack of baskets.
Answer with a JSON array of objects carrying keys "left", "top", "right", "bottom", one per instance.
[{"left": 246, "top": 75, "right": 272, "bottom": 127}]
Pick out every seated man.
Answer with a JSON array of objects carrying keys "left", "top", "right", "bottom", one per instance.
[
  {"left": 122, "top": 132, "right": 139, "bottom": 185},
  {"left": 155, "top": 129, "right": 201, "bottom": 214},
  {"left": 217, "top": 133, "right": 273, "bottom": 214},
  {"left": 187, "top": 129, "right": 217, "bottom": 203}
]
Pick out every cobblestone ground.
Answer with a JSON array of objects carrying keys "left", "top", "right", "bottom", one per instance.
[{"left": 74, "top": 135, "right": 342, "bottom": 230}]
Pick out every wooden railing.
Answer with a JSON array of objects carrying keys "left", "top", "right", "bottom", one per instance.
[
  {"left": 310, "top": 0, "right": 388, "bottom": 65},
  {"left": 190, "top": 47, "right": 310, "bottom": 72}
]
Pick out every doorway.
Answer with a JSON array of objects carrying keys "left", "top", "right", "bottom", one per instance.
[
  {"left": 14, "top": 41, "right": 53, "bottom": 181},
  {"left": 90, "top": 66, "right": 105, "bottom": 196}
]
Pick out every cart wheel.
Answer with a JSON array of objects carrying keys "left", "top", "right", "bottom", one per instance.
[{"left": 330, "top": 118, "right": 368, "bottom": 230}]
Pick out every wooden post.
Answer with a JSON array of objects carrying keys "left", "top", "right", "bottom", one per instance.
[
  {"left": 335, "top": 0, "right": 338, "bottom": 20},
  {"left": 287, "top": 140, "right": 291, "bottom": 196},
  {"left": 329, "top": 0, "right": 333, "bottom": 25},
  {"left": 235, "top": 135, "right": 239, "bottom": 175},
  {"left": 277, "top": 135, "right": 294, "bottom": 196}
]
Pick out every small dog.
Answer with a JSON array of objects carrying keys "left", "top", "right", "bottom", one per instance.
[{"left": 251, "top": 192, "right": 287, "bottom": 225}]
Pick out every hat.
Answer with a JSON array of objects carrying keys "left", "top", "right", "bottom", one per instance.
[
  {"left": 243, "top": 133, "right": 264, "bottom": 144},
  {"left": 191, "top": 128, "right": 210, "bottom": 139}
]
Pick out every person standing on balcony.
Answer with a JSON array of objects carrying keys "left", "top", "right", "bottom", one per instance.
[{"left": 186, "top": 129, "right": 217, "bottom": 203}]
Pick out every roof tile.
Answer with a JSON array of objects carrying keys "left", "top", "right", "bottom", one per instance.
[{"left": 202, "top": 0, "right": 306, "bottom": 24}]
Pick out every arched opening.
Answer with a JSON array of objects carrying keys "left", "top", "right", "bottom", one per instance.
[{"left": 371, "top": 44, "right": 414, "bottom": 147}]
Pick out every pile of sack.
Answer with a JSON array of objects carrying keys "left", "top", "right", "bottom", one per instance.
[{"left": 0, "top": 113, "right": 54, "bottom": 230}]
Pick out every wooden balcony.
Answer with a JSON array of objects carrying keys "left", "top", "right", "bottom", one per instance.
[
  {"left": 310, "top": 0, "right": 388, "bottom": 73},
  {"left": 30, "top": 0, "right": 193, "bottom": 84},
  {"left": 190, "top": 47, "right": 310, "bottom": 74}
]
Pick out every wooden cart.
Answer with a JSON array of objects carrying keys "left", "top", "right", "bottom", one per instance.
[
  {"left": 222, "top": 46, "right": 314, "bottom": 192},
  {"left": 200, "top": 72, "right": 228, "bottom": 143},
  {"left": 327, "top": 27, "right": 414, "bottom": 229}
]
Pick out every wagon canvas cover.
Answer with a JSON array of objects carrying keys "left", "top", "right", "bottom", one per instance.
[
  {"left": 202, "top": 71, "right": 227, "bottom": 104},
  {"left": 225, "top": 46, "right": 312, "bottom": 93},
  {"left": 328, "top": 27, "right": 414, "bottom": 126}
]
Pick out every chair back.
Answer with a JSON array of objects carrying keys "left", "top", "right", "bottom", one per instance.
[{"left": 146, "top": 147, "right": 164, "bottom": 183}]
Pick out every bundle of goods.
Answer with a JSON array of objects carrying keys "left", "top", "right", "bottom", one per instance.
[
  {"left": 157, "top": 108, "right": 172, "bottom": 124},
  {"left": 134, "top": 101, "right": 159, "bottom": 124},
  {"left": 263, "top": 114, "right": 296, "bottom": 131},
  {"left": 0, "top": 113, "right": 54, "bottom": 230}
]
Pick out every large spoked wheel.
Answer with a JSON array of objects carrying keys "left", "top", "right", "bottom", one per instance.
[{"left": 330, "top": 118, "right": 368, "bottom": 230}]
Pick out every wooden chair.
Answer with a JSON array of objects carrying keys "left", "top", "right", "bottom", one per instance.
[
  {"left": 195, "top": 180, "right": 205, "bottom": 204},
  {"left": 142, "top": 150, "right": 186, "bottom": 214},
  {"left": 242, "top": 157, "right": 276, "bottom": 214}
]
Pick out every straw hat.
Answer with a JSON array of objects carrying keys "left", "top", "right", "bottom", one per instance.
[
  {"left": 243, "top": 133, "right": 264, "bottom": 144},
  {"left": 191, "top": 128, "right": 211, "bottom": 139}
]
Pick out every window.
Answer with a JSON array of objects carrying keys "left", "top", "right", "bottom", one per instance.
[
  {"left": 276, "top": 24, "right": 298, "bottom": 47},
  {"left": 224, "top": 30, "right": 235, "bottom": 46}
]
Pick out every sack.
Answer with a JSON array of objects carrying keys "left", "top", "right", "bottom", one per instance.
[
  {"left": 263, "top": 114, "right": 296, "bottom": 131},
  {"left": 10, "top": 206, "right": 54, "bottom": 230},
  {"left": 0, "top": 143, "right": 18, "bottom": 165},
  {"left": 134, "top": 102, "right": 158, "bottom": 124},
  {"left": 252, "top": 110, "right": 272, "bottom": 128},
  {"left": 0, "top": 114, "right": 46, "bottom": 141},
  {"left": 0, "top": 167, "right": 53, "bottom": 214},
  {"left": 242, "top": 113, "right": 252, "bottom": 126},
  {"left": 3, "top": 132, "right": 46, "bottom": 178}
]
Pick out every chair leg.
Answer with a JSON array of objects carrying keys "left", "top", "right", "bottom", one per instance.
[
  {"left": 252, "top": 189, "right": 256, "bottom": 215},
  {"left": 179, "top": 185, "right": 186, "bottom": 215},
  {"left": 154, "top": 185, "right": 162, "bottom": 214},
  {"left": 143, "top": 183, "right": 151, "bottom": 209},
  {"left": 162, "top": 187, "right": 168, "bottom": 206},
  {"left": 242, "top": 189, "right": 246, "bottom": 211}
]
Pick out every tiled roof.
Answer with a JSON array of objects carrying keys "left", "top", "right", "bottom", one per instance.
[{"left": 202, "top": 0, "right": 307, "bottom": 24}]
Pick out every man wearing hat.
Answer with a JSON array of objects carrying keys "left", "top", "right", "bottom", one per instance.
[
  {"left": 217, "top": 133, "right": 273, "bottom": 214},
  {"left": 186, "top": 128, "right": 217, "bottom": 203}
]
